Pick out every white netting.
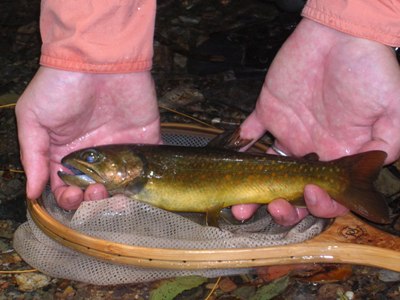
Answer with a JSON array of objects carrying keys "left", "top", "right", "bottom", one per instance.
[
  {"left": 13, "top": 191, "right": 327, "bottom": 285},
  {"left": 13, "top": 130, "right": 328, "bottom": 285}
]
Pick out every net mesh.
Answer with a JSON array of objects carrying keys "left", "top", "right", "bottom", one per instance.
[{"left": 13, "top": 130, "right": 328, "bottom": 285}]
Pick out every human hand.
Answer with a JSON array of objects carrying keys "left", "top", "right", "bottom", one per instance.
[
  {"left": 16, "top": 67, "right": 160, "bottom": 210},
  {"left": 232, "top": 19, "right": 400, "bottom": 225}
]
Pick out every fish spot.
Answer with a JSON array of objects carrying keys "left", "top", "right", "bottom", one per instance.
[{"left": 246, "top": 175, "right": 255, "bottom": 181}]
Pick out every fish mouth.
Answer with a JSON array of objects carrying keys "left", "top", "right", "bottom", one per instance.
[{"left": 58, "top": 159, "right": 103, "bottom": 188}]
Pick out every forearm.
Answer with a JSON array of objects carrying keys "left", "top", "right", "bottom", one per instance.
[
  {"left": 302, "top": 0, "right": 400, "bottom": 47},
  {"left": 40, "top": 0, "right": 156, "bottom": 73}
]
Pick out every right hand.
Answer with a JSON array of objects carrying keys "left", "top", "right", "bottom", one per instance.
[
  {"left": 16, "top": 67, "right": 161, "bottom": 210},
  {"left": 233, "top": 19, "right": 400, "bottom": 225}
]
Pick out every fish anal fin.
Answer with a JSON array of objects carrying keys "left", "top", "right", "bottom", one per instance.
[{"left": 206, "top": 204, "right": 224, "bottom": 227}]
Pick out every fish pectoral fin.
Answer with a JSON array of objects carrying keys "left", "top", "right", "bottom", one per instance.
[
  {"left": 290, "top": 197, "right": 306, "bottom": 207},
  {"left": 124, "top": 177, "right": 147, "bottom": 195},
  {"left": 302, "top": 153, "right": 320, "bottom": 161},
  {"left": 206, "top": 204, "right": 224, "bottom": 228}
]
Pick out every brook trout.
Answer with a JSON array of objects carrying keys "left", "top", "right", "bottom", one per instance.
[{"left": 58, "top": 144, "right": 390, "bottom": 225}]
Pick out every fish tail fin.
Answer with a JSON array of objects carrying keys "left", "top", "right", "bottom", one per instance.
[{"left": 335, "top": 150, "right": 390, "bottom": 224}]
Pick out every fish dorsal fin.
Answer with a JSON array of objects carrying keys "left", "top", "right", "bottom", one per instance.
[
  {"left": 207, "top": 127, "right": 252, "bottom": 151},
  {"left": 302, "top": 153, "right": 319, "bottom": 161}
]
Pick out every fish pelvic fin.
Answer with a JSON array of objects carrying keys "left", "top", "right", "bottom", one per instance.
[
  {"left": 206, "top": 204, "right": 224, "bottom": 228},
  {"left": 335, "top": 150, "right": 390, "bottom": 224},
  {"left": 290, "top": 197, "right": 306, "bottom": 207}
]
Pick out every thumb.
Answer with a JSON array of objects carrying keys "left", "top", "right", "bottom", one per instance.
[
  {"left": 16, "top": 110, "right": 50, "bottom": 200},
  {"left": 358, "top": 135, "right": 400, "bottom": 165},
  {"left": 239, "top": 110, "right": 267, "bottom": 142},
  {"left": 358, "top": 112, "right": 400, "bottom": 165}
]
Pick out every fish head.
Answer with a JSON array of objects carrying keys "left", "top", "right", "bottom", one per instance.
[{"left": 58, "top": 145, "right": 146, "bottom": 195}]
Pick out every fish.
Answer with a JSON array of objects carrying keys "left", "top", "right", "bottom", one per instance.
[{"left": 58, "top": 144, "right": 390, "bottom": 226}]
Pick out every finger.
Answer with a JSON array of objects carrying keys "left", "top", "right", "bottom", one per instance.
[
  {"left": 231, "top": 204, "right": 260, "bottom": 221},
  {"left": 84, "top": 183, "right": 109, "bottom": 201},
  {"left": 267, "top": 199, "right": 309, "bottom": 226},
  {"left": 304, "top": 184, "right": 349, "bottom": 218},
  {"left": 15, "top": 108, "right": 50, "bottom": 200},
  {"left": 53, "top": 185, "right": 84, "bottom": 210}
]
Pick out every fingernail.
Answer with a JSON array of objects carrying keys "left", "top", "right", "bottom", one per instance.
[
  {"left": 87, "top": 190, "right": 108, "bottom": 201},
  {"left": 87, "top": 192, "right": 96, "bottom": 201},
  {"left": 273, "top": 214, "right": 285, "bottom": 224},
  {"left": 67, "top": 195, "right": 82, "bottom": 207},
  {"left": 306, "top": 189, "right": 317, "bottom": 206},
  {"left": 231, "top": 204, "right": 259, "bottom": 221},
  {"left": 269, "top": 207, "right": 287, "bottom": 224}
]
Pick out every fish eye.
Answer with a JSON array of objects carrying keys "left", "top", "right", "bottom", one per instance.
[{"left": 80, "top": 149, "right": 101, "bottom": 164}]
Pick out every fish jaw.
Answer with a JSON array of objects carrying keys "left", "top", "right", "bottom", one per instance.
[
  {"left": 57, "top": 172, "right": 95, "bottom": 189},
  {"left": 58, "top": 156, "right": 108, "bottom": 189}
]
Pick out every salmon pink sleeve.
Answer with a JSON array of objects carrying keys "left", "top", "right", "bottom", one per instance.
[
  {"left": 302, "top": 0, "right": 400, "bottom": 47},
  {"left": 40, "top": 0, "right": 156, "bottom": 73}
]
